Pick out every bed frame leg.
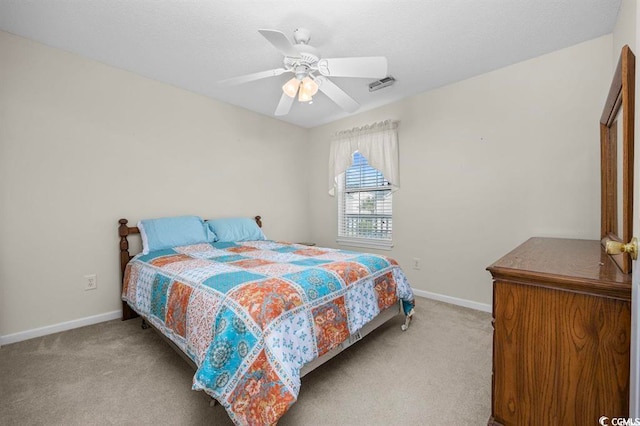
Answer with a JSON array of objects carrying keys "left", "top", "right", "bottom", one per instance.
[
  {"left": 401, "top": 308, "right": 414, "bottom": 331},
  {"left": 141, "top": 319, "right": 150, "bottom": 330},
  {"left": 122, "top": 301, "right": 139, "bottom": 321}
]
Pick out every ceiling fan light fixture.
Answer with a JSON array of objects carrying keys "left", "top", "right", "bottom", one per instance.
[
  {"left": 301, "top": 77, "right": 318, "bottom": 96},
  {"left": 298, "top": 90, "right": 313, "bottom": 103},
  {"left": 298, "top": 77, "right": 317, "bottom": 102},
  {"left": 282, "top": 77, "right": 300, "bottom": 98}
]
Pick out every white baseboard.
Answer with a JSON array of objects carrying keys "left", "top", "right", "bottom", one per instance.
[
  {"left": 0, "top": 310, "right": 121, "bottom": 347},
  {"left": 413, "top": 288, "right": 492, "bottom": 313}
]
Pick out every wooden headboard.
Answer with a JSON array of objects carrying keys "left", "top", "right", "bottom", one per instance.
[{"left": 117, "top": 215, "right": 262, "bottom": 320}]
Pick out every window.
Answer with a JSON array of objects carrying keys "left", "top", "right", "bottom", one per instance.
[{"left": 337, "top": 151, "right": 393, "bottom": 249}]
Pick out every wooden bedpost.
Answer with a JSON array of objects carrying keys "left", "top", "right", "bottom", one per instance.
[
  {"left": 119, "top": 218, "right": 139, "bottom": 321},
  {"left": 255, "top": 215, "right": 262, "bottom": 228},
  {"left": 118, "top": 219, "right": 130, "bottom": 277}
]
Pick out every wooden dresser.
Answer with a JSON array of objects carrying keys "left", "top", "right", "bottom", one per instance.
[{"left": 487, "top": 237, "right": 631, "bottom": 426}]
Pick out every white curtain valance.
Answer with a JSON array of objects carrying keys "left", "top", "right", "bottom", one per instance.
[{"left": 328, "top": 119, "right": 399, "bottom": 196}]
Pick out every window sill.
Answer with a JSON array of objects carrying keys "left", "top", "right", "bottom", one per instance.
[{"left": 336, "top": 237, "right": 393, "bottom": 251}]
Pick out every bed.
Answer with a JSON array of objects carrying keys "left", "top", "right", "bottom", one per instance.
[{"left": 118, "top": 215, "right": 415, "bottom": 425}]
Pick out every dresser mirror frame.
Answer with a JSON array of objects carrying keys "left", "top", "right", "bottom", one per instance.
[{"left": 601, "top": 45, "right": 635, "bottom": 274}]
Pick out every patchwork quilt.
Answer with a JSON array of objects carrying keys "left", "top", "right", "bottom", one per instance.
[{"left": 122, "top": 240, "right": 414, "bottom": 425}]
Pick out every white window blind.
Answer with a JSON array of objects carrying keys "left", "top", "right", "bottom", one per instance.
[{"left": 338, "top": 151, "right": 393, "bottom": 248}]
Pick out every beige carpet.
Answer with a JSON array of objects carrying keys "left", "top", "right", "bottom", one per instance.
[{"left": 0, "top": 298, "right": 492, "bottom": 425}]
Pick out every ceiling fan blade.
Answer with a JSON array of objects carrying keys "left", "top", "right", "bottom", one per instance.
[
  {"left": 314, "top": 76, "right": 359, "bottom": 113},
  {"left": 218, "top": 68, "right": 288, "bottom": 86},
  {"left": 275, "top": 92, "right": 295, "bottom": 116},
  {"left": 258, "top": 29, "right": 300, "bottom": 58},
  {"left": 317, "top": 57, "right": 388, "bottom": 79}
]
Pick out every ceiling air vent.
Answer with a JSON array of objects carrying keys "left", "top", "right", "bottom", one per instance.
[{"left": 369, "top": 76, "right": 396, "bottom": 92}]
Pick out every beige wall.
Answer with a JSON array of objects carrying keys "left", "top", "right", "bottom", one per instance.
[
  {"left": 0, "top": 32, "right": 310, "bottom": 337},
  {"left": 614, "top": 0, "right": 637, "bottom": 60},
  {"left": 307, "top": 35, "right": 613, "bottom": 307}
]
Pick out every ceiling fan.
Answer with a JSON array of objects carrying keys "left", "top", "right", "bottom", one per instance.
[{"left": 219, "top": 28, "right": 388, "bottom": 116}]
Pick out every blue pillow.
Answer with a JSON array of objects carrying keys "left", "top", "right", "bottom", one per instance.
[
  {"left": 138, "top": 216, "right": 216, "bottom": 254},
  {"left": 207, "top": 217, "right": 266, "bottom": 242}
]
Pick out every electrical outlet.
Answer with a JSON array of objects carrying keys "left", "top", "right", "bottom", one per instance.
[
  {"left": 84, "top": 274, "right": 97, "bottom": 291},
  {"left": 412, "top": 258, "right": 421, "bottom": 270}
]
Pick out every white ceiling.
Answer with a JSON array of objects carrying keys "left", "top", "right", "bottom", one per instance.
[{"left": 0, "top": 0, "right": 622, "bottom": 128}]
